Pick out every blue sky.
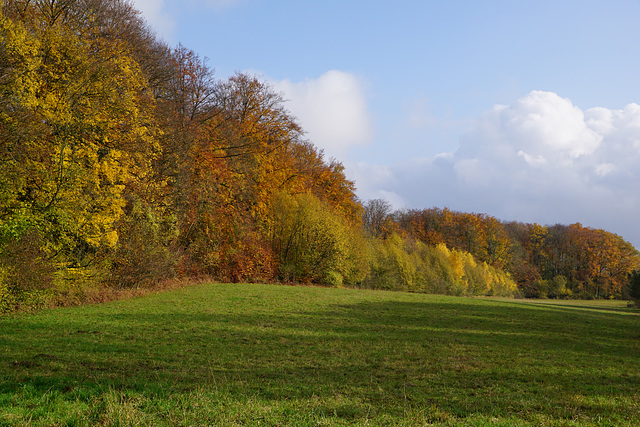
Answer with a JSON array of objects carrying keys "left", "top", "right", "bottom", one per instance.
[{"left": 132, "top": 0, "right": 640, "bottom": 249}]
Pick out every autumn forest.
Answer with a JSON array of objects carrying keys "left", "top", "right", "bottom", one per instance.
[{"left": 1, "top": 0, "right": 639, "bottom": 312}]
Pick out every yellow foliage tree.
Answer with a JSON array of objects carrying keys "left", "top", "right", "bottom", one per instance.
[{"left": 0, "top": 11, "right": 156, "bottom": 268}]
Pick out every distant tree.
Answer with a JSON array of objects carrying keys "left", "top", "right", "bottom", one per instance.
[
  {"left": 363, "top": 199, "right": 393, "bottom": 237},
  {"left": 483, "top": 216, "right": 513, "bottom": 269},
  {"left": 627, "top": 270, "right": 640, "bottom": 305}
]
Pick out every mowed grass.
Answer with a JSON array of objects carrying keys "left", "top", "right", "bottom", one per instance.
[{"left": 1, "top": 284, "right": 639, "bottom": 426}]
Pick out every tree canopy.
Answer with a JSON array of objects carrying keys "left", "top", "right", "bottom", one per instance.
[{"left": 1, "top": 0, "right": 638, "bottom": 311}]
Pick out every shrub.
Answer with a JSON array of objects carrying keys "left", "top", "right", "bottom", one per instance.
[
  {"left": 0, "top": 228, "right": 55, "bottom": 312},
  {"left": 266, "top": 192, "right": 368, "bottom": 286},
  {"left": 324, "top": 270, "right": 344, "bottom": 288},
  {"left": 105, "top": 199, "right": 178, "bottom": 289},
  {"left": 628, "top": 270, "right": 640, "bottom": 306},
  {"left": 549, "top": 275, "right": 572, "bottom": 299}
]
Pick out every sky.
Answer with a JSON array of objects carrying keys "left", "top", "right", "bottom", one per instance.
[{"left": 131, "top": 0, "right": 640, "bottom": 249}]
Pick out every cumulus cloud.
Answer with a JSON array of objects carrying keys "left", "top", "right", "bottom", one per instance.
[
  {"left": 274, "top": 71, "right": 374, "bottom": 159},
  {"left": 355, "top": 91, "right": 640, "bottom": 248},
  {"left": 344, "top": 161, "right": 407, "bottom": 208}
]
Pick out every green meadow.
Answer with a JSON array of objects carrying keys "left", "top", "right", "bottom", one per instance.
[{"left": 1, "top": 283, "right": 638, "bottom": 426}]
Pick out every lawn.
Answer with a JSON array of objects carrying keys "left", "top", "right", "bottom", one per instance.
[{"left": 1, "top": 283, "right": 638, "bottom": 426}]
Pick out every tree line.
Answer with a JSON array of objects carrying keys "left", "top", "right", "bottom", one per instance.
[
  {"left": 383, "top": 205, "right": 640, "bottom": 299},
  {"left": 0, "top": 0, "right": 638, "bottom": 311}
]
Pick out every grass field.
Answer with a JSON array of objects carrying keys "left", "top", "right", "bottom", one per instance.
[{"left": 1, "top": 283, "right": 638, "bottom": 426}]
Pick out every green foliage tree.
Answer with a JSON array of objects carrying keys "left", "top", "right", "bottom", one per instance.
[
  {"left": 266, "top": 192, "right": 367, "bottom": 286},
  {"left": 626, "top": 270, "right": 640, "bottom": 305}
]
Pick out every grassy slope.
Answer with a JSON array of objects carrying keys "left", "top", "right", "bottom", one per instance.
[{"left": 1, "top": 283, "right": 638, "bottom": 426}]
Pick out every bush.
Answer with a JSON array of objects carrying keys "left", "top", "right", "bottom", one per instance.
[
  {"left": 218, "top": 232, "right": 278, "bottom": 283},
  {"left": 323, "top": 271, "right": 344, "bottom": 288},
  {"left": 628, "top": 270, "right": 640, "bottom": 305},
  {"left": 549, "top": 275, "right": 572, "bottom": 299},
  {"left": 266, "top": 192, "right": 368, "bottom": 286},
  {"left": 105, "top": 199, "right": 178, "bottom": 289},
  {"left": 0, "top": 228, "right": 55, "bottom": 312}
]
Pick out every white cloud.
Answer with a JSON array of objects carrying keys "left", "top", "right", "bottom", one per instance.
[
  {"left": 129, "top": 0, "right": 176, "bottom": 41},
  {"left": 517, "top": 150, "right": 548, "bottom": 166},
  {"left": 461, "top": 91, "right": 603, "bottom": 165},
  {"left": 595, "top": 163, "right": 616, "bottom": 177},
  {"left": 354, "top": 91, "right": 640, "bottom": 249},
  {"left": 503, "top": 91, "right": 602, "bottom": 159},
  {"left": 274, "top": 70, "right": 374, "bottom": 159},
  {"left": 344, "top": 161, "right": 406, "bottom": 208}
]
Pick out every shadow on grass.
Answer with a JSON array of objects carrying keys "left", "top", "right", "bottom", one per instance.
[
  {"left": 503, "top": 298, "right": 638, "bottom": 315},
  {"left": 2, "top": 296, "right": 639, "bottom": 422}
]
